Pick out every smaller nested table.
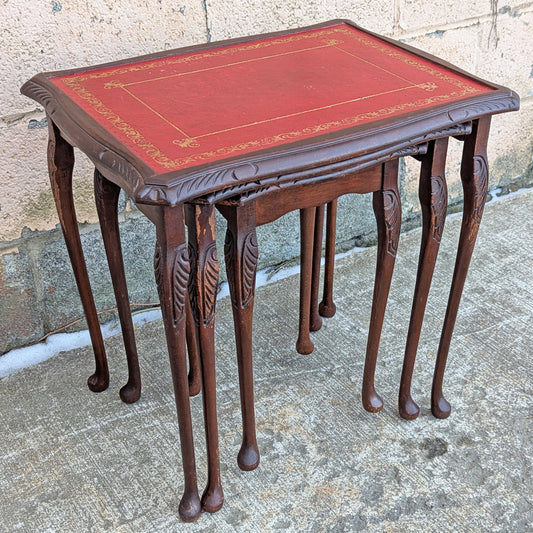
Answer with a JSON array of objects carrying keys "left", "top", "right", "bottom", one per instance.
[{"left": 22, "top": 20, "right": 518, "bottom": 521}]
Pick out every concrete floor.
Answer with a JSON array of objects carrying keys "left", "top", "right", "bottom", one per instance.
[{"left": 1, "top": 190, "right": 532, "bottom": 532}]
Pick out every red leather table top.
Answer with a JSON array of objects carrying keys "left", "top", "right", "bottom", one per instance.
[{"left": 50, "top": 22, "right": 492, "bottom": 174}]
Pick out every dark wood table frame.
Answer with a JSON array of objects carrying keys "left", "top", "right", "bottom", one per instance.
[{"left": 21, "top": 20, "right": 518, "bottom": 521}]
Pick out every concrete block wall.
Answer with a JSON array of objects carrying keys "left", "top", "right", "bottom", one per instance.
[{"left": 1, "top": 1, "right": 532, "bottom": 354}]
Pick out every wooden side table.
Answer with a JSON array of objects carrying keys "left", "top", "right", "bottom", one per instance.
[{"left": 21, "top": 20, "right": 518, "bottom": 521}]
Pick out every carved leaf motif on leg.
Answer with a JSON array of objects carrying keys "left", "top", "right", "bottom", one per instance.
[
  {"left": 172, "top": 244, "right": 190, "bottom": 327},
  {"left": 430, "top": 174, "right": 447, "bottom": 244},
  {"left": 241, "top": 231, "right": 258, "bottom": 309},
  {"left": 383, "top": 189, "right": 401, "bottom": 257},
  {"left": 471, "top": 155, "right": 489, "bottom": 229},
  {"left": 202, "top": 243, "right": 219, "bottom": 327},
  {"left": 187, "top": 242, "right": 200, "bottom": 327}
]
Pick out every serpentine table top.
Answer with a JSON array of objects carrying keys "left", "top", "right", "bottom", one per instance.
[{"left": 22, "top": 20, "right": 518, "bottom": 206}]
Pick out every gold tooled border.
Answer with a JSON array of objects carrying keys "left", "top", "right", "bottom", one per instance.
[{"left": 55, "top": 26, "right": 486, "bottom": 171}]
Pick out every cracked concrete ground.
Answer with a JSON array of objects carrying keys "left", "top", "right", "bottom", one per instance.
[{"left": 0, "top": 190, "right": 532, "bottom": 532}]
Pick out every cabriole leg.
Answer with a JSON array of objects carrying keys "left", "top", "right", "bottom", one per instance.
[
  {"left": 221, "top": 204, "right": 260, "bottom": 471},
  {"left": 94, "top": 169, "right": 141, "bottom": 403},
  {"left": 362, "top": 159, "right": 401, "bottom": 413},
  {"left": 399, "top": 138, "right": 449, "bottom": 419},
  {"left": 296, "top": 207, "right": 316, "bottom": 355},
  {"left": 153, "top": 206, "right": 201, "bottom": 521},
  {"left": 185, "top": 204, "right": 223, "bottom": 513},
  {"left": 432, "top": 117, "right": 491, "bottom": 419},
  {"left": 309, "top": 204, "right": 325, "bottom": 332},
  {"left": 47, "top": 119, "right": 108, "bottom": 392},
  {"left": 319, "top": 199, "right": 338, "bottom": 318}
]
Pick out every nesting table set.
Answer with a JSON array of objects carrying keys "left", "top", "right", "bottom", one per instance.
[{"left": 22, "top": 20, "right": 519, "bottom": 521}]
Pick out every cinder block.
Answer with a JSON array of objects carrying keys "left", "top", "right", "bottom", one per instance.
[
  {"left": 35, "top": 212, "right": 159, "bottom": 334},
  {"left": 206, "top": 0, "right": 395, "bottom": 42},
  {"left": 399, "top": 24, "right": 480, "bottom": 74},
  {"left": 476, "top": 11, "right": 533, "bottom": 100},
  {"left": 398, "top": 9, "right": 533, "bottom": 100},
  {"left": 2, "top": 0, "right": 207, "bottom": 116},
  {"left": 488, "top": 100, "right": 533, "bottom": 186},
  {"left": 0, "top": 249, "right": 43, "bottom": 354},
  {"left": 35, "top": 228, "right": 106, "bottom": 333},
  {"left": 0, "top": 114, "right": 99, "bottom": 242},
  {"left": 398, "top": 0, "right": 490, "bottom": 32}
]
